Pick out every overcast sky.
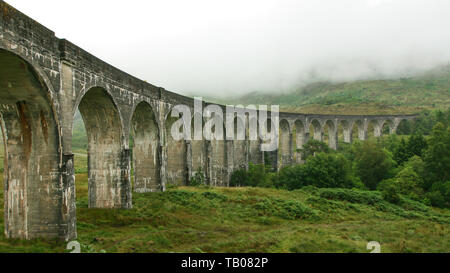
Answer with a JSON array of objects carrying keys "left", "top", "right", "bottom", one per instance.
[{"left": 7, "top": 0, "right": 450, "bottom": 97}]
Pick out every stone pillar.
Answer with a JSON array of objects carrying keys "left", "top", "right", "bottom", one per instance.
[
  {"left": 358, "top": 120, "right": 368, "bottom": 141},
  {"left": 329, "top": 128, "right": 339, "bottom": 150},
  {"left": 343, "top": 125, "right": 353, "bottom": 143},
  {"left": 374, "top": 120, "right": 383, "bottom": 137},
  {"left": 62, "top": 154, "right": 77, "bottom": 240},
  {"left": 186, "top": 140, "right": 193, "bottom": 185},
  {"left": 314, "top": 127, "right": 324, "bottom": 142},
  {"left": 120, "top": 149, "right": 133, "bottom": 209}
]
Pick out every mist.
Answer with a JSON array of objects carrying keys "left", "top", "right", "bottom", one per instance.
[{"left": 7, "top": 0, "right": 450, "bottom": 97}]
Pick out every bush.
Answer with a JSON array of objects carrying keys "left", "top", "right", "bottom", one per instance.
[
  {"left": 230, "top": 169, "right": 248, "bottom": 187},
  {"left": 301, "top": 140, "right": 330, "bottom": 160},
  {"left": 381, "top": 182, "right": 401, "bottom": 204},
  {"left": 230, "top": 164, "right": 271, "bottom": 188},
  {"left": 253, "top": 197, "right": 317, "bottom": 220},
  {"left": 276, "top": 165, "right": 306, "bottom": 190},
  {"left": 353, "top": 141, "right": 396, "bottom": 190},
  {"left": 190, "top": 168, "right": 206, "bottom": 186},
  {"left": 276, "top": 153, "right": 358, "bottom": 191},
  {"left": 426, "top": 191, "right": 446, "bottom": 208},
  {"left": 318, "top": 188, "right": 383, "bottom": 205}
]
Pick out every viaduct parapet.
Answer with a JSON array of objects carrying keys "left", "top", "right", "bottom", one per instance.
[{"left": 0, "top": 1, "right": 416, "bottom": 240}]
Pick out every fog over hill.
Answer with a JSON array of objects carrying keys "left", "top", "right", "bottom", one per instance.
[{"left": 7, "top": 0, "right": 450, "bottom": 98}]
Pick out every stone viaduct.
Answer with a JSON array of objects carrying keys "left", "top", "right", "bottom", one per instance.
[{"left": 0, "top": 1, "right": 415, "bottom": 240}]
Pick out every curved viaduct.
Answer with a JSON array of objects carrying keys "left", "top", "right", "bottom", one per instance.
[{"left": 0, "top": 1, "right": 415, "bottom": 240}]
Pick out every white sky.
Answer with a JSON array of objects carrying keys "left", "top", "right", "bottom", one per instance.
[{"left": 6, "top": 0, "right": 450, "bottom": 97}]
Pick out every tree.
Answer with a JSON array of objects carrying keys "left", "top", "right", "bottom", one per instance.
[
  {"left": 301, "top": 140, "right": 330, "bottom": 160},
  {"left": 424, "top": 123, "right": 450, "bottom": 184},
  {"left": 277, "top": 165, "right": 306, "bottom": 190},
  {"left": 406, "top": 134, "right": 428, "bottom": 158},
  {"left": 404, "top": 156, "right": 428, "bottom": 190},
  {"left": 393, "top": 167, "right": 424, "bottom": 199},
  {"left": 302, "top": 153, "right": 355, "bottom": 189},
  {"left": 394, "top": 138, "right": 410, "bottom": 165},
  {"left": 354, "top": 141, "right": 396, "bottom": 190}
]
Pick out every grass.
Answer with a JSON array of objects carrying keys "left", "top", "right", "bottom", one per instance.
[{"left": 0, "top": 149, "right": 448, "bottom": 253}]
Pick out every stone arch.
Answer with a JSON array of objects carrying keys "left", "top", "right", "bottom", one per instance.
[
  {"left": 0, "top": 48, "right": 75, "bottom": 240},
  {"left": 294, "top": 120, "right": 307, "bottom": 149},
  {"left": 293, "top": 120, "right": 307, "bottom": 163},
  {"left": 339, "top": 120, "right": 353, "bottom": 143},
  {"left": 381, "top": 119, "right": 395, "bottom": 135},
  {"left": 164, "top": 109, "right": 188, "bottom": 186},
  {"left": 323, "top": 119, "right": 338, "bottom": 150},
  {"left": 77, "top": 86, "right": 131, "bottom": 209},
  {"left": 279, "top": 119, "right": 292, "bottom": 168},
  {"left": 130, "top": 101, "right": 161, "bottom": 193},
  {"left": 366, "top": 119, "right": 380, "bottom": 138},
  {"left": 354, "top": 120, "right": 367, "bottom": 140},
  {"left": 309, "top": 119, "right": 323, "bottom": 141},
  {"left": 395, "top": 118, "right": 412, "bottom": 135}
]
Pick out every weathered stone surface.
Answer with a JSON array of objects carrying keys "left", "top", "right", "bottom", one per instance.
[{"left": 0, "top": 1, "right": 416, "bottom": 240}]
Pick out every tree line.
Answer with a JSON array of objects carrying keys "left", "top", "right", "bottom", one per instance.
[{"left": 228, "top": 108, "right": 450, "bottom": 208}]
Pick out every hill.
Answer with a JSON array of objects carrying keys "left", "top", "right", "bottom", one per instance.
[
  {"left": 0, "top": 168, "right": 448, "bottom": 253},
  {"left": 201, "top": 65, "right": 450, "bottom": 115}
]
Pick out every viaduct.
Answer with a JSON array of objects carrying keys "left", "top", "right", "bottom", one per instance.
[{"left": 0, "top": 1, "right": 415, "bottom": 240}]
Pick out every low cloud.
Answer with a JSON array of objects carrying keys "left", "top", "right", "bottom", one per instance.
[{"left": 8, "top": 0, "right": 450, "bottom": 97}]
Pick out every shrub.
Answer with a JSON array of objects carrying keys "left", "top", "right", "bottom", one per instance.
[
  {"left": 426, "top": 191, "right": 446, "bottom": 208},
  {"left": 190, "top": 168, "right": 206, "bottom": 186},
  {"left": 302, "top": 153, "right": 355, "bottom": 189},
  {"left": 230, "top": 169, "right": 248, "bottom": 187},
  {"left": 381, "top": 182, "right": 401, "bottom": 204},
  {"left": 253, "top": 197, "right": 317, "bottom": 220},
  {"left": 318, "top": 188, "right": 383, "bottom": 205},
  {"left": 301, "top": 140, "right": 330, "bottom": 160},
  {"left": 276, "top": 165, "right": 306, "bottom": 190},
  {"left": 353, "top": 141, "right": 396, "bottom": 190}
]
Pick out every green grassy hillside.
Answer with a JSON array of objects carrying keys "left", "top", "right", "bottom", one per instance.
[
  {"left": 0, "top": 151, "right": 448, "bottom": 253},
  {"left": 203, "top": 65, "right": 450, "bottom": 115}
]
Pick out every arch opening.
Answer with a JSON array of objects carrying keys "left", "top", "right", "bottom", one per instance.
[
  {"left": 130, "top": 102, "right": 161, "bottom": 193},
  {"left": 381, "top": 120, "right": 394, "bottom": 135},
  {"left": 293, "top": 120, "right": 306, "bottom": 163},
  {"left": 323, "top": 120, "right": 338, "bottom": 150},
  {"left": 354, "top": 120, "right": 366, "bottom": 141},
  {"left": 0, "top": 49, "right": 70, "bottom": 239},
  {"left": 309, "top": 119, "right": 323, "bottom": 142},
  {"left": 77, "top": 87, "right": 129, "bottom": 209},
  {"left": 279, "top": 119, "right": 292, "bottom": 168},
  {"left": 366, "top": 119, "right": 379, "bottom": 139}
]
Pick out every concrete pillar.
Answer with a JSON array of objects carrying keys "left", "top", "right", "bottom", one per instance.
[
  {"left": 314, "top": 127, "right": 324, "bottom": 142},
  {"left": 120, "top": 149, "right": 133, "bottom": 209},
  {"left": 374, "top": 120, "right": 383, "bottom": 137},
  {"left": 343, "top": 123, "right": 353, "bottom": 143},
  {"left": 131, "top": 103, "right": 161, "bottom": 193},
  {"left": 1, "top": 96, "right": 75, "bottom": 240},
  {"left": 329, "top": 129, "right": 339, "bottom": 150},
  {"left": 357, "top": 120, "right": 368, "bottom": 141}
]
